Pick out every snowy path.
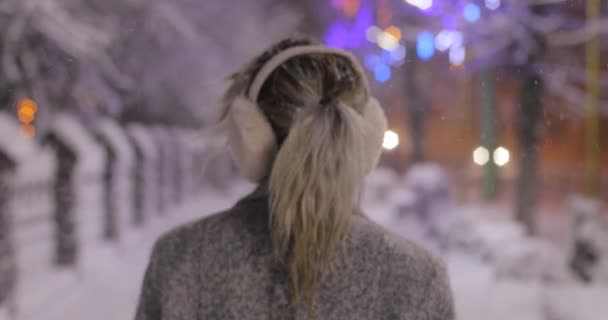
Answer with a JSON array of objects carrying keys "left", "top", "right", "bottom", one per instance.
[
  {"left": 3, "top": 185, "right": 251, "bottom": 320},
  {"left": 3, "top": 183, "right": 606, "bottom": 320}
]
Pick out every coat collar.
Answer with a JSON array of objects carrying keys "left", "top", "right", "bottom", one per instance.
[{"left": 236, "top": 179, "right": 269, "bottom": 206}]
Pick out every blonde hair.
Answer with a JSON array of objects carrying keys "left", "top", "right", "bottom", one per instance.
[{"left": 221, "top": 35, "right": 370, "bottom": 310}]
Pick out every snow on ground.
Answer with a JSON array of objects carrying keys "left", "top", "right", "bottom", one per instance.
[
  {"left": 1, "top": 183, "right": 253, "bottom": 320},
  {"left": 367, "top": 205, "right": 608, "bottom": 320},
  {"left": 2, "top": 178, "right": 607, "bottom": 320}
]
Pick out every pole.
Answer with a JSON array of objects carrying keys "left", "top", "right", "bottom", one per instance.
[
  {"left": 585, "top": 0, "right": 601, "bottom": 197},
  {"left": 480, "top": 69, "right": 498, "bottom": 200},
  {"left": 405, "top": 44, "right": 426, "bottom": 163}
]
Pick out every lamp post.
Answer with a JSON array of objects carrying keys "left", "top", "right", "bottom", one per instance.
[{"left": 585, "top": 0, "right": 601, "bottom": 198}]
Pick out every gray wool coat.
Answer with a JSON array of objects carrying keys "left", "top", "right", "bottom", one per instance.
[{"left": 135, "top": 187, "right": 455, "bottom": 320}]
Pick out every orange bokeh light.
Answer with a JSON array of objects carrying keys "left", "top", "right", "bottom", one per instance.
[
  {"left": 385, "top": 26, "right": 402, "bottom": 41},
  {"left": 18, "top": 110, "right": 34, "bottom": 124},
  {"left": 20, "top": 124, "right": 36, "bottom": 139},
  {"left": 17, "top": 98, "right": 38, "bottom": 124},
  {"left": 18, "top": 98, "right": 38, "bottom": 113}
]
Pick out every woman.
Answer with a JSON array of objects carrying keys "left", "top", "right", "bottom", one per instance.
[{"left": 135, "top": 35, "right": 454, "bottom": 320}]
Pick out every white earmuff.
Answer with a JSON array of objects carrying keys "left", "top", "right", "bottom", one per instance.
[{"left": 227, "top": 96, "right": 277, "bottom": 182}]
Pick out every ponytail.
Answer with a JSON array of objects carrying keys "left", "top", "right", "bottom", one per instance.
[{"left": 268, "top": 100, "right": 368, "bottom": 308}]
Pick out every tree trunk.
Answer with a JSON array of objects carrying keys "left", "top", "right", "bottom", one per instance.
[
  {"left": 515, "top": 71, "right": 543, "bottom": 235},
  {"left": 404, "top": 45, "right": 427, "bottom": 163}
]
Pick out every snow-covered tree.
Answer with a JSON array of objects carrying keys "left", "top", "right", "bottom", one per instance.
[
  {"left": 0, "top": 0, "right": 304, "bottom": 130},
  {"left": 464, "top": 0, "right": 607, "bottom": 234}
]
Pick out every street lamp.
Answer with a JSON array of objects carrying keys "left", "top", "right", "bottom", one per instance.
[
  {"left": 493, "top": 146, "right": 510, "bottom": 166},
  {"left": 383, "top": 130, "right": 400, "bottom": 150}
]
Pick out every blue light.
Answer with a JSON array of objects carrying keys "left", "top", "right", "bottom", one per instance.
[
  {"left": 381, "top": 50, "right": 393, "bottom": 65},
  {"left": 324, "top": 22, "right": 348, "bottom": 49},
  {"left": 416, "top": 31, "right": 435, "bottom": 60},
  {"left": 374, "top": 64, "right": 391, "bottom": 83},
  {"left": 463, "top": 3, "right": 481, "bottom": 23},
  {"left": 351, "top": 7, "right": 373, "bottom": 47},
  {"left": 324, "top": 6, "right": 374, "bottom": 49},
  {"left": 364, "top": 54, "right": 382, "bottom": 70}
]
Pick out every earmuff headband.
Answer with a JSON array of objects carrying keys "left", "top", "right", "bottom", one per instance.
[
  {"left": 247, "top": 45, "right": 371, "bottom": 102},
  {"left": 228, "top": 44, "right": 387, "bottom": 182}
]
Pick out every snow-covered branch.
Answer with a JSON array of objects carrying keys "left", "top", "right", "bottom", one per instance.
[
  {"left": 549, "top": 19, "right": 608, "bottom": 46},
  {"left": 544, "top": 67, "right": 608, "bottom": 117}
]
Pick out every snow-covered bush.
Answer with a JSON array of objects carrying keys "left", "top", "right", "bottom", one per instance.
[
  {"left": 569, "top": 195, "right": 608, "bottom": 284},
  {"left": 438, "top": 210, "right": 525, "bottom": 261},
  {"left": 389, "top": 186, "right": 419, "bottom": 219},
  {"left": 541, "top": 284, "right": 608, "bottom": 320},
  {"left": 495, "top": 237, "right": 572, "bottom": 284},
  {"left": 364, "top": 167, "right": 399, "bottom": 205},
  {"left": 403, "top": 163, "right": 452, "bottom": 237},
  {"left": 439, "top": 207, "right": 573, "bottom": 284}
]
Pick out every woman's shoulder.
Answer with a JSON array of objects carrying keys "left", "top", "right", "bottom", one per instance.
[
  {"left": 352, "top": 215, "right": 454, "bottom": 318},
  {"left": 150, "top": 201, "right": 269, "bottom": 261},
  {"left": 351, "top": 214, "right": 447, "bottom": 280}
]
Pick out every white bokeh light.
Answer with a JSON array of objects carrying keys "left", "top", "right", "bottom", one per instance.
[
  {"left": 383, "top": 130, "right": 400, "bottom": 151},
  {"left": 435, "top": 30, "right": 464, "bottom": 53},
  {"left": 473, "top": 146, "right": 490, "bottom": 166},
  {"left": 405, "top": 0, "right": 433, "bottom": 10},
  {"left": 449, "top": 45, "right": 466, "bottom": 65},
  {"left": 485, "top": 0, "right": 501, "bottom": 10},
  {"left": 493, "top": 146, "right": 510, "bottom": 166},
  {"left": 366, "top": 26, "right": 382, "bottom": 43},
  {"left": 377, "top": 32, "right": 399, "bottom": 51},
  {"left": 435, "top": 30, "right": 453, "bottom": 52}
]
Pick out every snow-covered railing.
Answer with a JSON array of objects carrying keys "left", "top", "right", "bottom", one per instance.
[
  {"left": 150, "top": 126, "right": 178, "bottom": 212},
  {"left": 191, "top": 130, "right": 235, "bottom": 192},
  {"left": 166, "top": 128, "right": 185, "bottom": 204},
  {"left": 173, "top": 128, "right": 202, "bottom": 200},
  {"left": 181, "top": 130, "right": 215, "bottom": 193},
  {"left": 46, "top": 114, "right": 107, "bottom": 261},
  {"left": 126, "top": 124, "right": 160, "bottom": 224},
  {"left": 0, "top": 165, "right": 17, "bottom": 313},
  {"left": 9, "top": 148, "right": 57, "bottom": 271},
  {"left": 1, "top": 114, "right": 57, "bottom": 269},
  {"left": 95, "top": 119, "right": 135, "bottom": 241},
  {"left": 176, "top": 129, "right": 196, "bottom": 197},
  {"left": 0, "top": 114, "right": 21, "bottom": 311},
  {"left": 0, "top": 112, "right": 68, "bottom": 317}
]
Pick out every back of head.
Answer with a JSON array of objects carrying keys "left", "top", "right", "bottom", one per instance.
[{"left": 220, "top": 35, "right": 386, "bottom": 310}]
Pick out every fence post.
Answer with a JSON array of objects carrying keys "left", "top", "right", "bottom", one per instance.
[
  {"left": 0, "top": 156, "right": 17, "bottom": 314},
  {"left": 45, "top": 134, "right": 79, "bottom": 265}
]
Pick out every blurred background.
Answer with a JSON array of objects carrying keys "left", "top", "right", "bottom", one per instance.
[{"left": 0, "top": 0, "right": 606, "bottom": 319}]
